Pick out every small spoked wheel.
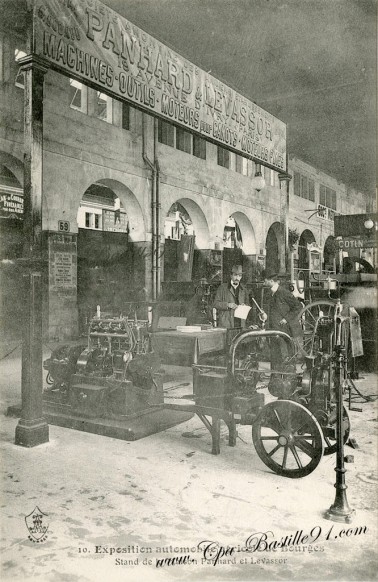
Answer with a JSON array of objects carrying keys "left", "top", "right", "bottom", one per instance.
[
  {"left": 321, "top": 405, "right": 351, "bottom": 456},
  {"left": 252, "top": 400, "right": 324, "bottom": 478}
]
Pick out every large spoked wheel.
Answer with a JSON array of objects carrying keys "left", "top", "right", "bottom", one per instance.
[
  {"left": 321, "top": 405, "right": 351, "bottom": 456},
  {"left": 252, "top": 400, "right": 324, "bottom": 478},
  {"left": 298, "top": 300, "right": 336, "bottom": 358}
]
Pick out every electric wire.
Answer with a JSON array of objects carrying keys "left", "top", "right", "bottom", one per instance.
[{"left": 0, "top": 343, "right": 22, "bottom": 360}]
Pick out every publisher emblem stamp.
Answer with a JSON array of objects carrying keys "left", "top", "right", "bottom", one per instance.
[{"left": 25, "top": 506, "right": 49, "bottom": 543}]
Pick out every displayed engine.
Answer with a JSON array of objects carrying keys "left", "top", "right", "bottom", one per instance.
[{"left": 43, "top": 315, "right": 163, "bottom": 419}]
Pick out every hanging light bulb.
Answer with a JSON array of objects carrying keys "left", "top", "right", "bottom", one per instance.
[
  {"left": 364, "top": 218, "right": 374, "bottom": 230},
  {"left": 251, "top": 163, "right": 266, "bottom": 192}
]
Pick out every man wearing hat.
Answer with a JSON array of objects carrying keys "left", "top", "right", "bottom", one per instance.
[
  {"left": 213, "top": 264, "right": 250, "bottom": 329},
  {"left": 262, "top": 270, "right": 303, "bottom": 369}
]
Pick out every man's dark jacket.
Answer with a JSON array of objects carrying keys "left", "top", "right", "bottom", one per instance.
[
  {"left": 267, "top": 286, "right": 302, "bottom": 338},
  {"left": 214, "top": 282, "right": 249, "bottom": 329}
]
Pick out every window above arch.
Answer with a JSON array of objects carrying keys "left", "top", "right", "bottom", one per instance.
[{"left": 78, "top": 184, "right": 129, "bottom": 233}]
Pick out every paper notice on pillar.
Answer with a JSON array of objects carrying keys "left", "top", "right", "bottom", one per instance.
[{"left": 234, "top": 305, "right": 252, "bottom": 319}]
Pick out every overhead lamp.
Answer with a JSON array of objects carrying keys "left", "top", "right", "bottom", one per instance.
[
  {"left": 251, "top": 163, "right": 266, "bottom": 192},
  {"left": 364, "top": 218, "right": 374, "bottom": 230}
]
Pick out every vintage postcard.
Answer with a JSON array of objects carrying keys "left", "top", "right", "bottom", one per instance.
[{"left": 0, "top": 0, "right": 377, "bottom": 581}]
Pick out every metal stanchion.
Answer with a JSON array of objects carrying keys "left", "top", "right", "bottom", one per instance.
[{"left": 324, "top": 310, "right": 355, "bottom": 523}]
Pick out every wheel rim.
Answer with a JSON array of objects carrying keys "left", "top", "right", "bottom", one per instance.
[
  {"left": 321, "top": 405, "right": 351, "bottom": 456},
  {"left": 252, "top": 400, "right": 324, "bottom": 478},
  {"left": 298, "top": 300, "right": 336, "bottom": 358}
]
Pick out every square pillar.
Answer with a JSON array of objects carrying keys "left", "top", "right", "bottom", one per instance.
[{"left": 15, "top": 55, "right": 50, "bottom": 447}]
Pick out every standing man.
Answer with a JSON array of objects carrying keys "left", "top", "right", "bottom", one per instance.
[
  {"left": 262, "top": 271, "right": 303, "bottom": 370},
  {"left": 213, "top": 264, "right": 250, "bottom": 329}
]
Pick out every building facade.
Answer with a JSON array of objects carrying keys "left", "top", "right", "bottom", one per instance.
[
  {"left": 287, "top": 156, "right": 374, "bottom": 278},
  {"left": 0, "top": 3, "right": 373, "bottom": 340}
]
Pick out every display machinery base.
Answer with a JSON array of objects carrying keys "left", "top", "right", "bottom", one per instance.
[{"left": 7, "top": 402, "right": 193, "bottom": 441}]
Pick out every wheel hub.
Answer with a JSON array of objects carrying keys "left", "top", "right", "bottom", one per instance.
[{"left": 278, "top": 432, "right": 292, "bottom": 446}]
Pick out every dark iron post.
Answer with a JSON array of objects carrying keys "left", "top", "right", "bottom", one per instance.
[{"left": 325, "top": 314, "right": 355, "bottom": 523}]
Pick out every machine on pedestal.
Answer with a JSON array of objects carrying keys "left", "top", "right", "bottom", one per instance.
[{"left": 42, "top": 314, "right": 192, "bottom": 439}]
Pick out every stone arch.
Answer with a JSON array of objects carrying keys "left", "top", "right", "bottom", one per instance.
[
  {"left": 0, "top": 153, "right": 25, "bottom": 340},
  {"left": 0, "top": 152, "right": 24, "bottom": 187},
  {"left": 166, "top": 197, "right": 210, "bottom": 249},
  {"left": 265, "top": 222, "right": 282, "bottom": 274},
  {"left": 81, "top": 178, "right": 146, "bottom": 242},
  {"left": 227, "top": 211, "right": 257, "bottom": 255},
  {"left": 76, "top": 179, "right": 147, "bottom": 329},
  {"left": 0, "top": 153, "right": 24, "bottom": 259}
]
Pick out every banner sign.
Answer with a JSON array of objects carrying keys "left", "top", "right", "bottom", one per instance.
[
  {"left": 337, "top": 237, "right": 377, "bottom": 249},
  {"left": 33, "top": 0, "right": 286, "bottom": 172},
  {"left": 334, "top": 213, "right": 378, "bottom": 237}
]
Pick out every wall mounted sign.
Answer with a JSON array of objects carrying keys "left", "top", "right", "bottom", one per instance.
[
  {"left": 337, "top": 237, "right": 377, "bottom": 249},
  {"left": 48, "top": 232, "right": 77, "bottom": 292},
  {"left": 0, "top": 188, "right": 24, "bottom": 219},
  {"left": 317, "top": 204, "right": 338, "bottom": 221},
  {"left": 33, "top": 0, "right": 286, "bottom": 172},
  {"left": 307, "top": 243, "right": 322, "bottom": 274},
  {"left": 102, "top": 209, "right": 129, "bottom": 232}
]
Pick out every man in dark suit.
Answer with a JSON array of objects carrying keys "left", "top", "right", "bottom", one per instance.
[
  {"left": 213, "top": 264, "right": 250, "bottom": 329},
  {"left": 262, "top": 271, "right": 303, "bottom": 371}
]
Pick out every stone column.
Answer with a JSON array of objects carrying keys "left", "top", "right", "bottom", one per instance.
[
  {"left": 15, "top": 55, "right": 49, "bottom": 447},
  {"left": 132, "top": 240, "right": 153, "bottom": 300},
  {"left": 278, "top": 173, "right": 292, "bottom": 274},
  {"left": 242, "top": 254, "right": 255, "bottom": 283}
]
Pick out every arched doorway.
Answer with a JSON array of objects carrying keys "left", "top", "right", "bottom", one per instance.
[
  {"left": 161, "top": 199, "right": 210, "bottom": 324},
  {"left": 265, "top": 222, "right": 281, "bottom": 275},
  {"left": 222, "top": 212, "right": 256, "bottom": 281},
  {"left": 323, "top": 235, "right": 337, "bottom": 273},
  {"left": 298, "top": 229, "right": 316, "bottom": 270},
  {"left": 163, "top": 199, "right": 210, "bottom": 282},
  {"left": 0, "top": 161, "right": 24, "bottom": 339},
  {"left": 164, "top": 202, "right": 194, "bottom": 281},
  {"left": 222, "top": 216, "right": 243, "bottom": 276},
  {"left": 76, "top": 181, "right": 145, "bottom": 328}
]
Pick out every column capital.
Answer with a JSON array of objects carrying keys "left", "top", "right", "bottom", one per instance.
[
  {"left": 18, "top": 54, "right": 50, "bottom": 74},
  {"left": 278, "top": 172, "right": 292, "bottom": 182}
]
